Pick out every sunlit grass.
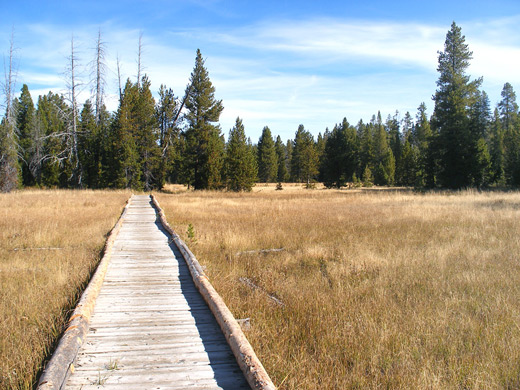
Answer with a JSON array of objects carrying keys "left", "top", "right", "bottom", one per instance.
[
  {"left": 156, "top": 188, "right": 520, "bottom": 389},
  {"left": 0, "top": 189, "right": 130, "bottom": 390}
]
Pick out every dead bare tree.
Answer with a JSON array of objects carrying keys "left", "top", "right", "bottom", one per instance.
[
  {"left": 63, "top": 35, "right": 83, "bottom": 187},
  {"left": 90, "top": 29, "right": 107, "bottom": 125},
  {"left": 137, "top": 31, "right": 144, "bottom": 87},
  {"left": 0, "top": 29, "right": 19, "bottom": 192},
  {"left": 116, "top": 54, "right": 123, "bottom": 101}
]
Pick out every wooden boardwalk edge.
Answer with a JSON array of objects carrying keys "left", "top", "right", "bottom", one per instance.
[
  {"left": 150, "top": 194, "right": 277, "bottom": 390},
  {"left": 36, "top": 195, "right": 134, "bottom": 390}
]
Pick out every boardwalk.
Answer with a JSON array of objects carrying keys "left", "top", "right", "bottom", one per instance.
[{"left": 64, "top": 195, "right": 250, "bottom": 390}]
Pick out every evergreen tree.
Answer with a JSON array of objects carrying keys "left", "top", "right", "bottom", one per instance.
[
  {"left": 78, "top": 100, "right": 99, "bottom": 188},
  {"left": 397, "top": 138, "right": 417, "bottom": 186},
  {"left": 358, "top": 119, "right": 374, "bottom": 178},
  {"left": 387, "top": 112, "right": 401, "bottom": 165},
  {"left": 109, "top": 79, "right": 141, "bottom": 189},
  {"left": 14, "top": 84, "right": 36, "bottom": 186},
  {"left": 401, "top": 111, "right": 414, "bottom": 140},
  {"left": 413, "top": 102, "right": 435, "bottom": 187},
  {"left": 431, "top": 22, "right": 482, "bottom": 188},
  {"left": 108, "top": 76, "right": 162, "bottom": 190},
  {"left": 155, "top": 84, "right": 180, "bottom": 184},
  {"left": 285, "top": 139, "right": 293, "bottom": 181},
  {"left": 322, "top": 118, "right": 358, "bottom": 187},
  {"left": 36, "top": 92, "right": 70, "bottom": 187},
  {"left": 136, "top": 76, "right": 161, "bottom": 190},
  {"left": 373, "top": 112, "right": 395, "bottom": 185},
  {"left": 498, "top": 83, "right": 518, "bottom": 131},
  {"left": 257, "top": 126, "right": 278, "bottom": 182},
  {"left": 469, "top": 90, "right": 492, "bottom": 187},
  {"left": 225, "top": 117, "right": 257, "bottom": 191},
  {"left": 182, "top": 49, "right": 224, "bottom": 190},
  {"left": 275, "top": 135, "right": 289, "bottom": 182},
  {"left": 95, "top": 104, "right": 113, "bottom": 188},
  {"left": 315, "top": 130, "right": 327, "bottom": 182},
  {"left": 489, "top": 108, "right": 505, "bottom": 185},
  {"left": 322, "top": 124, "right": 346, "bottom": 188},
  {"left": 499, "top": 83, "right": 520, "bottom": 185},
  {"left": 291, "top": 125, "right": 319, "bottom": 186}
]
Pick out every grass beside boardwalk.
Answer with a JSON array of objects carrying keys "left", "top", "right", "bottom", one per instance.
[
  {"left": 157, "top": 187, "right": 520, "bottom": 389},
  {"left": 0, "top": 190, "right": 130, "bottom": 390}
]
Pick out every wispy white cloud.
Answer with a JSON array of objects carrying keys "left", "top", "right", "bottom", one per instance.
[{"left": 2, "top": 15, "right": 519, "bottom": 141}]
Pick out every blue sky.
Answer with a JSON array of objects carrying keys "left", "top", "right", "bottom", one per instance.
[{"left": 1, "top": 0, "right": 520, "bottom": 141}]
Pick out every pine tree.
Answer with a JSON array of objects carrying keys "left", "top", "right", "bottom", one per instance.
[
  {"left": 469, "top": 90, "right": 492, "bottom": 187},
  {"left": 109, "top": 79, "right": 141, "bottom": 189},
  {"left": 358, "top": 119, "right": 374, "bottom": 178},
  {"left": 225, "top": 117, "right": 257, "bottom": 191},
  {"left": 315, "top": 131, "right": 327, "bottom": 182},
  {"left": 387, "top": 112, "right": 401, "bottom": 166},
  {"left": 36, "top": 92, "right": 70, "bottom": 187},
  {"left": 499, "top": 83, "right": 520, "bottom": 185},
  {"left": 322, "top": 118, "right": 358, "bottom": 188},
  {"left": 182, "top": 49, "right": 224, "bottom": 190},
  {"left": 432, "top": 22, "right": 482, "bottom": 188},
  {"left": 136, "top": 76, "right": 161, "bottom": 190},
  {"left": 257, "top": 126, "right": 278, "bottom": 182},
  {"left": 291, "top": 125, "right": 319, "bottom": 186},
  {"left": 285, "top": 139, "right": 293, "bottom": 181},
  {"left": 397, "top": 138, "right": 417, "bottom": 186},
  {"left": 78, "top": 100, "right": 99, "bottom": 188},
  {"left": 275, "top": 135, "right": 288, "bottom": 182},
  {"left": 498, "top": 83, "right": 518, "bottom": 132},
  {"left": 489, "top": 108, "right": 505, "bottom": 185},
  {"left": 373, "top": 112, "right": 395, "bottom": 185},
  {"left": 413, "top": 102, "right": 435, "bottom": 188},
  {"left": 155, "top": 84, "right": 180, "bottom": 184},
  {"left": 401, "top": 112, "right": 414, "bottom": 140},
  {"left": 322, "top": 124, "right": 346, "bottom": 188},
  {"left": 15, "top": 84, "right": 36, "bottom": 186}
]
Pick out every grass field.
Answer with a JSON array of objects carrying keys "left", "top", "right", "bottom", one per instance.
[
  {"left": 156, "top": 187, "right": 520, "bottom": 389},
  {"left": 0, "top": 189, "right": 130, "bottom": 390}
]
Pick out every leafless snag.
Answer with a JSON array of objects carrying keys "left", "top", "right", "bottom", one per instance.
[
  {"left": 90, "top": 29, "right": 107, "bottom": 125},
  {"left": 116, "top": 54, "right": 123, "bottom": 101},
  {"left": 0, "top": 28, "right": 19, "bottom": 192},
  {"left": 137, "top": 31, "right": 144, "bottom": 87}
]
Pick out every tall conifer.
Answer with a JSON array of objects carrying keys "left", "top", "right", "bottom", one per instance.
[
  {"left": 257, "top": 126, "right": 278, "bottom": 182},
  {"left": 432, "top": 22, "right": 482, "bottom": 188},
  {"left": 182, "top": 49, "right": 224, "bottom": 190},
  {"left": 225, "top": 117, "right": 257, "bottom": 191}
]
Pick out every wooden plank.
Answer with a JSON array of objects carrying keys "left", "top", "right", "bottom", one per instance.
[{"left": 63, "top": 195, "right": 250, "bottom": 390}]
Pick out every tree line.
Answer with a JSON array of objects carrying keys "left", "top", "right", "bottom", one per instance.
[{"left": 1, "top": 22, "right": 520, "bottom": 192}]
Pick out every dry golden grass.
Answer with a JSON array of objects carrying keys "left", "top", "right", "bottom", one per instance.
[
  {"left": 0, "top": 189, "right": 130, "bottom": 390},
  {"left": 156, "top": 188, "right": 520, "bottom": 389}
]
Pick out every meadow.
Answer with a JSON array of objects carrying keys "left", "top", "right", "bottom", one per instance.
[
  {"left": 156, "top": 186, "right": 520, "bottom": 389},
  {"left": 0, "top": 190, "right": 130, "bottom": 390}
]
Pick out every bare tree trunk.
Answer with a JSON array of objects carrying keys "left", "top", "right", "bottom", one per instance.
[
  {"left": 137, "top": 32, "right": 143, "bottom": 87},
  {"left": 116, "top": 54, "right": 123, "bottom": 102},
  {"left": 29, "top": 116, "right": 45, "bottom": 185},
  {"left": 67, "top": 35, "right": 82, "bottom": 187},
  {"left": 0, "top": 29, "right": 19, "bottom": 192},
  {"left": 93, "top": 29, "right": 106, "bottom": 125}
]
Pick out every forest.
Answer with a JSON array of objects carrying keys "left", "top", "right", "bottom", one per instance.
[{"left": 1, "top": 22, "right": 519, "bottom": 193}]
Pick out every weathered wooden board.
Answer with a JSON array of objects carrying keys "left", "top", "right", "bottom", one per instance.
[{"left": 63, "top": 195, "right": 250, "bottom": 390}]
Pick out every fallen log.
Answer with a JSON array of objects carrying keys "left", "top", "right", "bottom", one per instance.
[
  {"left": 236, "top": 248, "right": 285, "bottom": 256},
  {"left": 238, "top": 277, "right": 285, "bottom": 307}
]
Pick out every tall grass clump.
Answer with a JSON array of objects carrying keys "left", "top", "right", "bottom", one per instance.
[
  {"left": 156, "top": 188, "right": 520, "bottom": 389},
  {"left": 0, "top": 189, "right": 129, "bottom": 390}
]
